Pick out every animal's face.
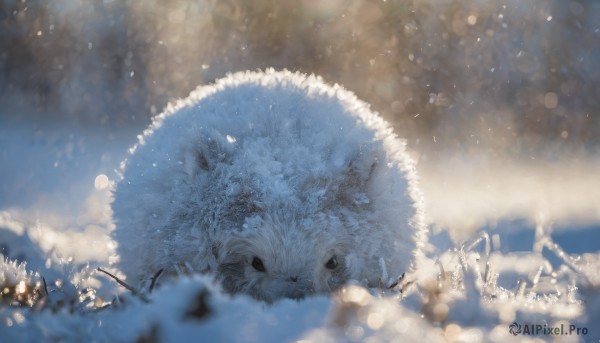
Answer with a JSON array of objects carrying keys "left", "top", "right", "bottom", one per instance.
[{"left": 215, "top": 223, "right": 351, "bottom": 303}]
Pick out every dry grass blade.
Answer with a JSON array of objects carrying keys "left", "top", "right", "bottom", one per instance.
[{"left": 97, "top": 267, "right": 149, "bottom": 303}]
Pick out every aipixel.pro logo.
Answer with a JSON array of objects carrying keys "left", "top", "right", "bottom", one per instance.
[
  {"left": 508, "top": 322, "right": 521, "bottom": 336},
  {"left": 508, "top": 322, "right": 588, "bottom": 336}
]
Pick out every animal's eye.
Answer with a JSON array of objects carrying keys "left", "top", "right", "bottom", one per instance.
[
  {"left": 251, "top": 256, "right": 266, "bottom": 272},
  {"left": 325, "top": 255, "right": 338, "bottom": 270}
]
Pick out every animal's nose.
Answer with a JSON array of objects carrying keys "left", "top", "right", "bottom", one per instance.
[{"left": 290, "top": 276, "right": 298, "bottom": 282}]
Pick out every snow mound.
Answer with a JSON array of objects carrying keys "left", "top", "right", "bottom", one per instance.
[{"left": 1, "top": 214, "right": 598, "bottom": 342}]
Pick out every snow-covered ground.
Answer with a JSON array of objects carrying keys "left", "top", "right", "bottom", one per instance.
[
  {"left": 1, "top": 178, "right": 599, "bottom": 342},
  {"left": 1, "top": 0, "right": 599, "bottom": 342}
]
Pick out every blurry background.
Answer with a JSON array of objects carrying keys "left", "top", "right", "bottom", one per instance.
[{"left": 1, "top": 0, "right": 599, "bottom": 243}]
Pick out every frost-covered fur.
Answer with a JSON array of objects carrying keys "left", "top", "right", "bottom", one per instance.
[{"left": 112, "top": 69, "right": 427, "bottom": 302}]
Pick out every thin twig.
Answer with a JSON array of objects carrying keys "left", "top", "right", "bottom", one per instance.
[
  {"left": 97, "top": 267, "right": 149, "bottom": 302},
  {"left": 387, "top": 272, "right": 405, "bottom": 289},
  {"left": 399, "top": 280, "right": 414, "bottom": 294},
  {"left": 42, "top": 277, "right": 48, "bottom": 296},
  {"left": 149, "top": 269, "right": 164, "bottom": 293}
]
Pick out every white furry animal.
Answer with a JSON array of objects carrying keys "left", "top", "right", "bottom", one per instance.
[{"left": 112, "top": 69, "right": 427, "bottom": 302}]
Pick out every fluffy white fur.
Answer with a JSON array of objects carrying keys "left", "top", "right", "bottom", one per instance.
[{"left": 112, "top": 69, "right": 427, "bottom": 302}]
